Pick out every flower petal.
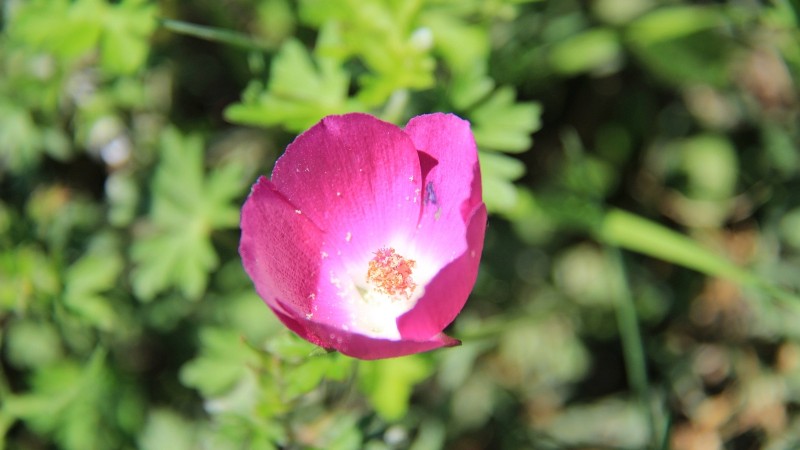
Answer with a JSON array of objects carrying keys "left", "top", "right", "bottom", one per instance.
[
  {"left": 330, "top": 330, "right": 459, "bottom": 360},
  {"left": 396, "top": 113, "right": 486, "bottom": 339},
  {"left": 404, "top": 113, "right": 483, "bottom": 269},
  {"left": 405, "top": 113, "right": 482, "bottom": 220},
  {"left": 397, "top": 203, "right": 487, "bottom": 340},
  {"left": 239, "top": 176, "right": 328, "bottom": 345},
  {"left": 271, "top": 113, "right": 424, "bottom": 272},
  {"left": 271, "top": 301, "right": 460, "bottom": 359}
]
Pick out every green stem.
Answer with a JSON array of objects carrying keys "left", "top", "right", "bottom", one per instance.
[
  {"left": 608, "top": 247, "right": 657, "bottom": 449},
  {"left": 0, "top": 411, "right": 10, "bottom": 450},
  {"left": 0, "top": 330, "right": 9, "bottom": 450},
  {"left": 380, "top": 89, "right": 409, "bottom": 125},
  {"left": 159, "top": 19, "right": 270, "bottom": 51},
  {"left": 598, "top": 208, "right": 800, "bottom": 310}
]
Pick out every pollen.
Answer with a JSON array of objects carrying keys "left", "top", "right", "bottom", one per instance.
[{"left": 366, "top": 247, "right": 417, "bottom": 299}]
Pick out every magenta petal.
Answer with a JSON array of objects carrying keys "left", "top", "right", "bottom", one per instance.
[
  {"left": 271, "top": 113, "right": 423, "bottom": 266},
  {"left": 397, "top": 203, "right": 487, "bottom": 340},
  {"left": 396, "top": 113, "right": 486, "bottom": 340},
  {"left": 404, "top": 113, "right": 482, "bottom": 221},
  {"left": 269, "top": 299, "right": 327, "bottom": 348},
  {"left": 239, "top": 177, "right": 328, "bottom": 345},
  {"left": 329, "top": 330, "right": 460, "bottom": 360},
  {"left": 272, "top": 301, "right": 460, "bottom": 359},
  {"left": 267, "top": 300, "right": 463, "bottom": 361},
  {"left": 404, "top": 113, "right": 484, "bottom": 269}
]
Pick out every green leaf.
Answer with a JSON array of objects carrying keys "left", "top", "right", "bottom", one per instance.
[
  {"left": 408, "top": 419, "right": 446, "bottom": 450},
  {"left": 480, "top": 152, "right": 526, "bottom": 180},
  {"left": 549, "top": 28, "right": 622, "bottom": 74},
  {"left": 0, "top": 246, "right": 60, "bottom": 314},
  {"left": 299, "top": 0, "right": 435, "bottom": 105},
  {"left": 421, "top": 11, "right": 489, "bottom": 74},
  {"left": 256, "top": 0, "right": 297, "bottom": 47},
  {"left": 449, "top": 64, "right": 496, "bottom": 110},
  {"left": 5, "top": 320, "right": 63, "bottom": 369},
  {"left": 8, "top": 0, "right": 103, "bottom": 59},
  {"left": 470, "top": 87, "right": 542, "bottom": 153},
  {"left": 598, "top": 209, "right": 759, "bottom": 285},
  {"left": 762, "top": 121, "right": 800, "bottom": 179},
  {"left": 543, "top": 397, "right": 649, "bottom": 448},
  {"left": 179, "top": 328, "right": 258, "bottom": 397},
  {"left": 0, "top": 101, "right": 47, "bottom": 172},
  {"left": 284, "top": 357, "right": 333, "bottom": 398},
  {"left": 225, "top": 39, "right": 363, "bottom": 132},
  {"left": 63, "top": 235, "right": 123, "bottom": 330},
  {"left": 319, "top": 414, "right": 362, "bottom": 450},
  {"left": 138, "top": 409, "right": 197, "bottom": 450},
  {"left": 159, "top": 19, "right": 271, "bottom": 51},
  {"left": 204, "top": 414, "right": 284, "bottom": 450},
  {"left": 560, "top": 155, "right": 617, "bottom": 200},
  {"left": 677, "top": 134, "right": 738, "bottom": 200},
  {"left": 625, "top": 6, "right": 732, "bottom": 87},
  {"left": 479, "top": 152, "right": 526, "bottom": 213},
  {"left": 100, "top": 0, "right": 157, "bottom": 74},
  {"left": 280, "top": 351, "right": 352, "bottom": 399},
  {"left": 599, "top": 214, "right": 800, "bottom": 334},
  {"left": 4, "top": 350, "right": 111, "bottom": 450},
  {"left": 265, "top": 332, "right": 320, "bottom": 360},
  {"left": 358, "top": 355, "right": 432, "bottom": 421},
  {"left": 8, "top": 0, "right": 156, "bottom": 75},
  {"left": 131, "top": 231, "right": 216, "bottom": 301},
  {"left": 626, "top": 5, "right": 722, "bottom": 45},
  {"left": 131, "top": 128, "right": 245, "bottom": 301}
]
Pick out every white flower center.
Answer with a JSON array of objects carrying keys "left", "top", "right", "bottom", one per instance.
[{"left": 334, "top": 246, "right": 427, "bottom": 339}]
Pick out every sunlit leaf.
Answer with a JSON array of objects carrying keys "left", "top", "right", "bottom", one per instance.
[
  {"left": 549, "top": 28, "right": 622, "bottom": 74},
  {"left": 598, "top": 209, "right": 758, "bottom": 284},
  {"left": 131, "top": 128, "right": 245, "bottom": 301},
  {"left": 138, "top": 409, "right": 197, "bottom": 450},
  {"left": 0, "top": 246, "right": 60, "bottom": 314},
  {"left": 100, "top": 0, "right": 158, "bottom": 74},
  {"left": 626, "top": 5, "right": 722, "bottom": 45},
  {"left": 179, "top": 328, "right": 258, "bottom": 397},
  {"left": 319, "top": 414, "right": 362, "bottom": 450},
  {"left": 301, "top": 0, "right": 436, "bottom": 105},
  {"left": 449, "top": 65, "right": 495, "bottom": 110},
  {"left": 479, "top": 152, "right": 526, "bottom": 213},
  {"left": 225, "top": 39, "right": 363, "bottom": 132},
  {"left": 358, "top": 356, "right": 432, "bottom": 421},
  {"left": 0, "top": 101, "right": 48, "bottom": 172},
  {"left": 4, "top": 350, "right": 113, "bottom": 450},
  {"left": 470, "top": 87, "right": 541, "bottom": 153},
  {"left": 63, "top": 234, "right": 123, "bottom": 330},
  {"left": 5, "top": 320, "right": 62, "bottom": 370},
  {"left": 7, "top": 0, "right": 156, "bottom": 74},
  {"left": 421, "top": 11, "right": 489, "bottom": 74},
  {"left": 203, "top": 414, "right": 284, "bottom": 450}
]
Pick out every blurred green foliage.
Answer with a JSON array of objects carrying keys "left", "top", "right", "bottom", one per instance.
[{"left": 2, "top": 0, "right": 800, "bottom": 449}]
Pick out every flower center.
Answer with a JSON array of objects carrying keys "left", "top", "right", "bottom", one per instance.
[{"left": 366, "top": 247, "right": 417, "bottom": 300}]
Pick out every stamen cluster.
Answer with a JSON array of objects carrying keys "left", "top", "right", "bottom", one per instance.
[{"left": 367, "top": 247, "right": 416, "bottom": 299}]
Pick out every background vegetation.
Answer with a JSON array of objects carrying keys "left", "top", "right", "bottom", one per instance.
[{"left": 2, "top": 0, "right": 800, "bottom": 448}]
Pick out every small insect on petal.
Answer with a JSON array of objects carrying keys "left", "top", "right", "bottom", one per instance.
[{"left": 425, "top": 181, "right": 437, "bottom": 205}]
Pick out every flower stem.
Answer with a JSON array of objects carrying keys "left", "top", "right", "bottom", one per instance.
[
  {"left": 159, "top": 19, "right": 270, "bottom": 51},
  {"left": 380, "top": 90, "right": 409, "bottom": 125},
  {"left": 609, "top": 247, "right": 658, "bottom": 449}
]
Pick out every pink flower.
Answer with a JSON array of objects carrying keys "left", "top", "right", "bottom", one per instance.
[{"left": 240, "top": 113, "right": 487, "bottom": 359}]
